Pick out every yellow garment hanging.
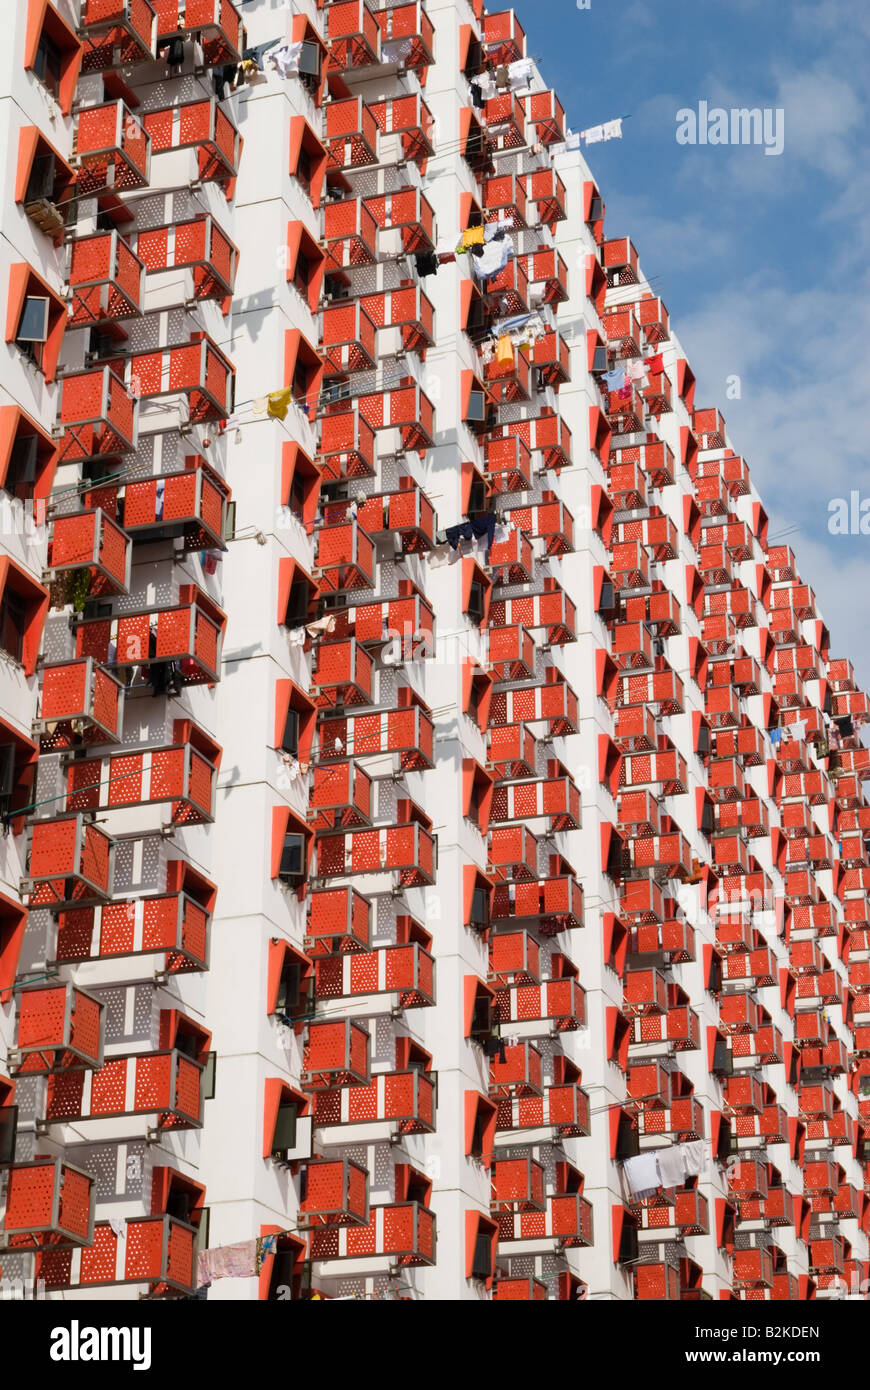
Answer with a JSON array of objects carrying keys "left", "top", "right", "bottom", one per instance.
[
  {"left": 267, "top": 388, "right": 293, "bottom": 421},
  {"left": 496, "top": 334, "right": 514, "bottom": 365},
  {"left": 460, "top": 225, "right": 485, "bottom": 249}
]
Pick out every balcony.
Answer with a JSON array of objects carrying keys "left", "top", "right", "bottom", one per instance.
[
  {"left": 133, "top": 214, "right": 238, "bottom": 300},
  {"left": 602, "top": 236, "right": 639, "bottom": 287},
  {"left": 48, "top": 509, "right": 131, "bottom": 597},
  {"left": 153, "top": 0, "right": 243, "bottom": 65},
  {"left": 642, "top": 371, "right": 672, "bottom": 417},
  {"left": 300, "top": 1159, "right": 369, "bottom": 1228},
  {"left": 491, "top": 875, "right": 583, "bottom": 931},
  {"left": 126, "top": 334, "right": 234, "bottom": 423},
  {"left": 490, "top": 775, "right": 580, "bottom": 832},
  {"left": 308, "top": 1202, "right": 435, "bottom": 1265},
  {"left": 634, "top": 1004, "right": 701, "bottom": 1051},
  {"left": 318, "top": 405, "right": 376, "bottom": 481},
  {"left": 521, "top": 90, "right": 565, "bottom": 146},
  {"left": 44, "top": 1048, "right": 203, "bottom": 1129},
  {"left": 63, "top": 739, "right": 216, "bottom": 826},
  {"left": 68, "top": 230, "right": 145, "bottom": 326},
  {"left": 316, "top": 520, "right": 376, "bottom": 592},
  {"left": 483, "top": 172, "right": 527, "bottom": 228},
  {"left": 488, "top": 723, "right": 536, "bottom": 778},
  {"left": 359, "top": 283, "right": 434, "bottom": 352},
  {"left": 491, "top": 1158, "right": 545, "bottom": 1213},
  {"left": 632, "top": 1189, "right": 709, "bottom": 1236},
  {"left": 370, "top": 94, "right": 435, "bottom": 169},
  {"left": 624, "top": 968, "right": 668, "bottom": 1017},
  {"left": 323, "top": 198, "right": 378, "bottom": 271},
  {"left": 495, "top": 979, "right": 586, "bottom": 1032},
  {"left": 350, "top": 488, "right": 435, "bottom": 556},
  {"left": 78, "top": 0, "right": 157, "bottom": 73},
  {"left": 53, "top": 889, "right": 209, "bottom": 972},
  {"left": 488, "top": 825, "right": 539, "bottom": 880},
  {"left": 521, "top": 168, "right": 567, "bottom": 227},
  {"left": 314, "top": 942, "right": 434, "bottom": 1008},
  {"left": 489, "top": 673, "right": 579, "bottom": 736},
  {"left": 482, "top": 256, "right": 529, "bottom": 316},
  {"left": 487, "top": 624, "right": 536, "bottom": 681},
  {"left": 311, "top": 638, "right": 374, "bottom": 708},
  {"left": 482, "top": 8, "right": 526, "bottom": 63},
  {"left": 489, "top": 526, "right": 535, "bottom": 584},
  {"left": 304, "top": 1019, "right": 370, "bottom": 1089},
  {"left": 12, "top": 984, "right": 103, "bottom": 1075},
  {"left": 356, "top": 382, "right": 435, "bottom": 451},
  {"left": 622, "top": 746, "right": 687, "bottom": 793},
  {"left": 37, "top": 657, "right": 124, "bottom": 747},
  {"left": 631, "top": 831, "right": 692, "bottom": 878},
  {"left": 489, "top": 1039, "right": 543, "bottom": 1094},
  {"left": 493, "top": 1277, "right": 547, "bottom": 1301},
  {"left": 733, "top": 1248, "right": 775, "bottom": 1291},
  {"left": 810, "top": 1237, "right": 847, "bottom": 1276},
  {"left": 324, "top": 0, "right": 380, "bottom": 67},
  {"left": 75, "top": 593, "right": 225, "bottom": 685},
  {"left": 529, "top": 330, "right": 571, "bottom": 388},
  {"left": 636, "top": 296, "right": 670, "bottom": 344},
  {"left": 319, "top": 703, "right": 434, "bottom": 772},
  {"left": 121, "top": 466, "right": 230, "bottom": 550},
  {"left": 485, "top": 346, "right": 531, "bottom": 403},
  {"left": 312, "top": 1069, "right": 435, "bottom": 1134},
  {"left": 57, "top": 367, "right": 137, "bottom": 464},
  {"left": 27, "top": 816, "right": 113, "bottom": 908},
  {"left": 495, "top": 1083, "right": 590, "bottom": 1138},
  {"left": 314, "top": 822, "right": 437, "bottom": 887},
  {"left": 74, "top": 101, "right": 150, "bottom": 194},
  {"left": 142, "top": 97, "right": 241, "bottom": 188},
  {"left": 38, "top": 1215, "right": 196, "bottom": 1295},
  {"left": 618, "top": 667, "right": 684, "bottom": 714},
  {"left": 490, "top": 411, "right": 572, "bottom": 471},
  {"left": 496, "top": 1194, "right": 593, "bottom": 1248},
  {"left": 482, "top": 93, "right": 527, "bottom": 150},
  {"left": 490, "top": 582, "right": 576, "bottom": 646},
  {"left": 636, "top": 1097, "right": 704, "bottom": 1141},
  {"left": 0, "top": 1159, "right": 93, "bottom": 1251},
  {"left": 374, "top": 2, "right": 434, "bottom": 72},
  {"left": 324, "top": 97, "right": 379, "bottom": 169}
]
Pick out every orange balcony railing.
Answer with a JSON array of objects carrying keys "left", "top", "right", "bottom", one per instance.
[
  {"left": 1, "top": 1159, "right": 94, "bottom": 1251},
  {"left": 74, "top": 101, "right": 150, "bottom": 194},
  {"left": 37, "top": 657, "right": 124, "bottom": 747},
  {"left": 48, "top": 509, "right": 131, "bottom": 597},
  {"left": 142, "top": 96, "right": 241, "bottom": 187},
  {"left": 79, "top": 0, "right": 157, "bottom": 73},
  {"left": 57, "top": 367, "right": 137, "bottom": 463},
  {"left": 68, "top": 229, "right": 145, "bottom": 325},
  {"left": 38, "top": 1215, "right": 196, "bottom": 1295},
  {"left": 52, "top": 889, "right": 209, "bottom": 972},
  {"left": 44, "top": 1048, "right": 203, "bottom": 1128}
]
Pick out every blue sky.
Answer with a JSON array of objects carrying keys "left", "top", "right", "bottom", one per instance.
[{"left": 511, "top": 0, "right": 870, "bottom": 684}]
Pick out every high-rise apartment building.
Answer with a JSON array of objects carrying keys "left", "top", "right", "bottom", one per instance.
[{"left": 0, "top": 0, "right": 867, "bottom": 1303}]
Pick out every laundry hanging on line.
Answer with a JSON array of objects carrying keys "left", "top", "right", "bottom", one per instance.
[{"left": 268, "top": 41, "right": 304, "bottom": 79}]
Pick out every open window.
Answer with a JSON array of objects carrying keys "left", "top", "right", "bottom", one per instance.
[
  {"left": 0, "top": 892, "right": 28, "bottom": 1005},
  {"left": 613, "top": 1206, "right": 639, "bottom": 1264},
  {"left": 463, "top": 866, "right": 493, "bottom": 934},
  {"left": 462, "top": 557, "right": 492, "bottom": 628},
  {"left": 462, "top": 759, "right": 495, "bottom": 834},
  {"left": 466, "top": 1210, "right": 498, "bottom": 1288},
  {"left": 16, "top": 126, "right": 75, "bottom": 238},
  {"left": 461, "top": 369, "right": 493, "bottom": 434},
  {"left": 277, "top": 556, "right": 319, "bottom": 630},
  {"left": 395, "top": 1036, "right": 433, "bottom": 1073},
  {"left": 461, "top": 459, "right": 489, "bottom": 518},
  {"left": 271, "top": 807, "right": 313, "bottom": 892},
  {"left": 606, "top": 1005, "right": 631, "bottom": 1071},
  {"left": 263, "top": 1077, "right": 311, "bottom": 1162},
  {"left": 600, "top": 822, "right": 625, "bottom": 883},
  {"left": 0, "top": 556, "right": 49, "bottom": 674},
  {"left": 284, "top": 329, "right": 324, "bottom": 420},
  {"left": 0, "top": 1073, "right": 17, "bottom": 1166},
  {"left": 280, "top": 442, "right": 320, "bottom": 530},
  {"left": 0, "top": 715, "right": 38, "bottom": 833},
  {"left": 288, "top": 117, "right": 328, "bottom": 208},
  {"left": 267, "top": 937, "right": 313, "bottom": 1022},
  {"left": 285, "top": 222, "right": 326, "bottom": 314},
  {"left": 25, "top": 0, "right": 82, "bottom": 113},
  {"left": 259, "top": 1227, "right": 307, "bottom": 1301},
  {"left": 395, "top": 1161, "right": 433, "bottom": 1208},
  {"left": 462, "top": 660, "right": 492, "bottom": 733},
  {"left": 290, "top": 15, "right": 328, "bottom": 104},
  {"left": 464, "top": 975, "right": 496, "bottom": 1044},
  {"left": 6, "top": 264, "right": 67, "bottom": 379},
  {"left": 609, "top": 1104, "right": 639, "bottom": 1160},
  {"left": 464, "top": 1090, "right": 497, "bottom": 1164},
  {"left": 274, "top": 678, "right": 317, "bottom": 763},
  {"left": 0, "top": 406, "right": 57, "bottom": 506},
  {"left": 159, "top": 1009, "right": 211, "bottom": 1066},
  {"left": 151, "top": 1165, "right": 207, "bottom": 1229}
]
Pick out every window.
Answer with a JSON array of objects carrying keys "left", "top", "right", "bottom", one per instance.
[
  {"left": 285, "top": 578, "right": 311, "bottom": 628},
  {"left": 33, "top": 31, "right": 63, "bottom": 97},
  {"left": 470, "top": 885, "right": 489, "bottom": 933},
  {"left": 591, "top": 345, "right": 608, "bottom": 374},
  {"left": 0, "top": 1104, "right": 18, "bottom": 1165},
  {"left": 470, "top": 1108, "right": 488, "bottom": 1159},
  {"left": 618, "top": 1218, "right": 638, "bottom": 1263},
  {"left": 471, "top": 1231, "right": 492, "bottom": 1280},
  {"left": 469, "top": 993, "right": 492, "bottom": 1043},
  {"left": 465, "top": 389, "right": 486, "bottom": 422},
  {"left": 0, "top": 588, "right": 26, "bottom": 663},
  {"left": 275, "top": 957, "right": 304, "bottom": 1016},
  {"left": 278, "top": 832, "right": 306, "bottom": 885},
  {"left": 589, "top": 195, "right": 604, "bottom": 222},
  {"left": 202, "top": 1051, "right": 216, "bottom": 1100},
  {"left": 280, "top": 707, "right": 300, "bottom": 757},
  {"left": 466, "top": 581, "right": 485, "bottom": 625},
  {"left": 16, "top": 297, "right": 50, "bottom": 368},
  {"left": 712, "top": 1037, "right": 733, "bottom": 1076},
  {"left": 598, "top": 580, "right": 616, "bottom": 614},
  {"left": 272, "top": 1101, "right": 298, "bottom": 1155},
  {"left": 4, "top": 434, "right": 38, "bottom": 501},
  {"left": 298, "top": 40, "right": 321, "bottom": 93},
  {"left": 467, "top": 479, "right": 486, "bottom": 516}
]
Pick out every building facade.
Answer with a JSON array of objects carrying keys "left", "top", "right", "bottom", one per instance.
[{"left": 0, "top": 0, "right": 868, "bottom": 1303}]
